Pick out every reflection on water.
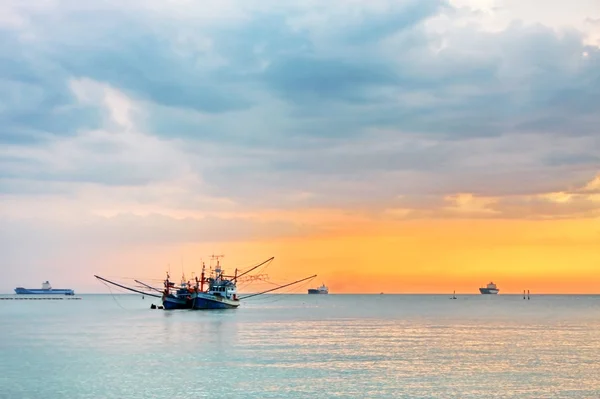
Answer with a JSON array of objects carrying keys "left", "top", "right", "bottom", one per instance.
[{"left": 1, "top": 294, "right": 599, "bottom": 398}]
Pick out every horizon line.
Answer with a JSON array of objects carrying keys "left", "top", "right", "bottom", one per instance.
[{"left": 2, "top": 292, "right": 599, "bottom": 296}]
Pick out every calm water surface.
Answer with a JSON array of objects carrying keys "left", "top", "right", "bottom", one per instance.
[{"left": 1, "top": 294, "right": 599, "bottom": 398}]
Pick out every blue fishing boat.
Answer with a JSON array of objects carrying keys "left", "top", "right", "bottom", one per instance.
[
  {"left": 15, "top": 281, "right": 74, "bottom": 296},
  {"left": 189, "top": 256, "right": 240, "bottom": 310},
  {"left": 161, "top": 274, "right": 194, "bottom": 310}
]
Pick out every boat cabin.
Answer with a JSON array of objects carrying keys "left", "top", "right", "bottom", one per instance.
[{"left": 207, "top": 280, "right": 238, "bottom": 301}]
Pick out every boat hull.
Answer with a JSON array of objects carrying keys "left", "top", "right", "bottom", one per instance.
[
  {"left": 162, "top": 295, "right": 192, "bottom": 310},
  {"left": 14, "top": 288, "right": 74, "bottom": 295},
  {"left": 190, "top": 293, "right": 239, "bottom": 309},
  {"left": 307, "top": 289, "right": 328, "bottom": 294},
  {"left": 479, "top": 288, "right": 499, "bottom": 294}
]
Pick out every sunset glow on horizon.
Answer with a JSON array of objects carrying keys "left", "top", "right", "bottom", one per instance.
[{"left": 1, "top": 0, "right": 599, "bottom": 294}]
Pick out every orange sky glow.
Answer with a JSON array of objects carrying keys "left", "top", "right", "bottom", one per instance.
[{"left": 87, "top": 212, "right": 600, "bottom": 295}]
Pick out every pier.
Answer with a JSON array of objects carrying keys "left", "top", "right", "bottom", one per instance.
[{"left": 0, "top": 296, "right": 82, "bottom": 301}]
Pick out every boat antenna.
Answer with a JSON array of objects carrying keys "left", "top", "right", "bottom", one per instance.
[
  {"left": 233, "top": 257, "right": 275, "bottom": 282},
  {"left": 211, "top": 254, "right": 225, "bottom": 280}
]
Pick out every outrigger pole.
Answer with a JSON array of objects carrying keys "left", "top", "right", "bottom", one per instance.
[
  {"left": 94, "top": 275, "right": 162, "bottom": 298},
  {"left": 239, "top": 274, "right": 317, "bottom": 300},
  {"left": 134, "top": 279, "right": 163, "bottom": 293}
]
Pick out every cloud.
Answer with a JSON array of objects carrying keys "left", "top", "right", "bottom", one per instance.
[
  {"left": 443, "top": 193, "right": 499, "bottom": 214},
  {"left": 1, "top": 79, "right": 193, "bottom": 189},
  {"left": 384, "top": 174, "right": 600, "bottom": 220},
  {"left": 0, "top": 0, "right": 599, "bottom": 243},
  {"left": 492, "top": 193, "right": 600, "bottom": 220},
  {"left": 3, "top": 0, "right": 598, "bottom": 145},
  {"left": 580, "top": 175, "right": 600, "bottom": 193}
]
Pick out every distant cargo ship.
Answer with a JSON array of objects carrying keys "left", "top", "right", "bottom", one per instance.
[
  {"left": 308, "top": 284, "right": 328, "bottom": 294},
  {"left": 15, "top": 281, "right": 75, "bottom": 296},
  {"left": 479, "top": 281, "right": 499, "bottom": 294}
]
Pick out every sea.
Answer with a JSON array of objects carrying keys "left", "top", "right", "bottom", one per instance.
[{"left": 1, "top": 294, "right": 599, "bottom": 398}]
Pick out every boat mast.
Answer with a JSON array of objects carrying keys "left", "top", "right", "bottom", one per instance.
[
  {"left": 165, "top": 272, "right": 170, "bottom": 296},
  {"left": 200, "top": 262, "right": 206, "bottom": 292},
  {"left": 212, "top": 254, "right": 224, "bottom": 282}
]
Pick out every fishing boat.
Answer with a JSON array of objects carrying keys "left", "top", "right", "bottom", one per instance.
[
  {"left": 189, "top": 256, "right": 239, "bottom": 309},
  {"left": 94, "top": 256, "right": 316, "bottom": 310},
  {"left": 14, "top": 281, "right": 75, "bottom": 296},
  {"left": 161, "top": 274, "right": 194, "bottom": 310},
  {"left": 308, "top": 283, "right": 328, "bottom": 294},
  {"left": 479, "top": 281, "right": 499, "bottom": 294}
]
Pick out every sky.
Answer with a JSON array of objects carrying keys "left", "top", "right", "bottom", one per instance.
[{"left": 1, "top": 0, "right": 599, "bottom": 294}]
